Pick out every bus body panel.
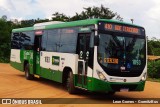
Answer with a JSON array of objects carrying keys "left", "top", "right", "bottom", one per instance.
[
  {"left": 10, "top": 49, "right": 23, "bottom": 71},
  {"left": 39, "top": 51, "right": 78, "bottom": 83},
  {"left": 10, "top": 49, "right": 34, "bottom": 73}
]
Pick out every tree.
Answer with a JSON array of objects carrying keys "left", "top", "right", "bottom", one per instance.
[
  {"left": 20, "top": 19, "right": 35, "bottom": 27},
  {"left": 52, "top": 5, "right": 123, "bottom": 22},
  {"left": 81, "top": 5, "right": 116, "bottom": 19},
  {"left": 0, "top": 18, "right": 11, "bottom": 62},
  {"left": 147, "top": 37, "right": 160, "bottom": 56},
  {"left": 52, "top": 12, "right": 69, "bottom": 22},
  {"left": 35, "top": 18, "right": 50, "bottom": 24},
  {"left": 1, "top": 15, "right": 7, "bottom": 21}
]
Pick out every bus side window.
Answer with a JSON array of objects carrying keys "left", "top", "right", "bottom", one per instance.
[
  {"left": 46, "top": 29, "right": 61, "bottom": 52},
  {"left": 59, "top": 28, "right": 77, "bottom": 53},
  {"left": 21, "top": 31, "right": 34, "bottom": 50},
  {"left": 41, "top": 30, "right": 47, "bottom": 51},
  {"left": 11, "top": 32, "right": 20, "bottom": 49}
]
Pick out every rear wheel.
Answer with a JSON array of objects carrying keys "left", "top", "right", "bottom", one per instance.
[
  {"left": 66, "top": 71, "right": 77, "bottom": 94},
  {"left": 25, "top": 63, "right": 34, "bottom": 80}
]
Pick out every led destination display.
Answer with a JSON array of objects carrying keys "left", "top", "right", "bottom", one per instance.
[{"left": 98, "top": 22, "right": 145, "bottom": 35}]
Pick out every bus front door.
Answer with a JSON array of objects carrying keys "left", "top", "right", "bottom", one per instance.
[
  {"left": 34, "top": 35, "right": 42, "bottom": 75},
  {"left": 77, "top": 33, "right": 90, "bottom": 89}
]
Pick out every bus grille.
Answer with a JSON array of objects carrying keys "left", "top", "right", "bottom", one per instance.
[{"left": 110, "top": 84, "right": 138, "bottom": 91}]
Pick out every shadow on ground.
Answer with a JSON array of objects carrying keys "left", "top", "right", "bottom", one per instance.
[{"left": 17, "top": 74, "right": 136, "bottom": 104}]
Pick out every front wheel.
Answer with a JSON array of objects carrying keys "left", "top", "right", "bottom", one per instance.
[
  {"left": 25, "top": 63, "right": 34, "bottom": 80},
  {"left": 66, "top": 71, "right": 77, "bottom": 94}
]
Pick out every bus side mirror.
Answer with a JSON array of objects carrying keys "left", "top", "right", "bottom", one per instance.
[{"left": 94, "top": 36, "right": 99, "bottom": 46}]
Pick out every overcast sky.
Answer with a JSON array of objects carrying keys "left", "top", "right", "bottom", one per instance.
[{"left": 0, "top": 0, "right": 159, "bottom": 39}]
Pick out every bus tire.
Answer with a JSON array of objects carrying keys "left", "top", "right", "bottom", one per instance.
[
  {"left": 25, "top": 63, "right": 34, "bottom": 80},
  {"left": 66, "top": 71, "right": 77, "bottom": 94}
]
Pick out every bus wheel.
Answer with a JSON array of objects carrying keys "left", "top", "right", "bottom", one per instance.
[
  {"left": 66, "top": 71, "right": 76, "bottom": 94},
  {"left": 25, "top": 63, "right": 34, "bottom": 80}
]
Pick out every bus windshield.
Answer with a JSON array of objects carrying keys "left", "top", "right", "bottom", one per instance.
[{"left": 97, "top": 33, "right": 146, "bottom": 76}]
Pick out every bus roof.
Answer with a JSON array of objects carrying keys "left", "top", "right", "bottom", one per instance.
[{"left": 12, "top": 19, "right": 143, "bottom": 32}]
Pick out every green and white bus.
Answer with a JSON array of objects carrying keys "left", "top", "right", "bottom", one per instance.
[{"left": 10, "top": 19, "right": 147, "bottom": 94}]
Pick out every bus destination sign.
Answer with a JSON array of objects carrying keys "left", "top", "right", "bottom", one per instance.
[{"left": 99, "top": 22, "right": 145, "bottom": 35}]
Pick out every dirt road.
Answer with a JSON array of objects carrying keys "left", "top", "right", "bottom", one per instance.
[{"left": 0, "top": 63, "right": 160, "bottom": 107}]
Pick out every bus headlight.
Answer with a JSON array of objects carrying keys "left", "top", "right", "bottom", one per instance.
[
  {"left": 96, "top": 70, "right": 106, "bottom": 81},
  {"left": 141, "top": 72, "right": 147, "bottom": 81}
]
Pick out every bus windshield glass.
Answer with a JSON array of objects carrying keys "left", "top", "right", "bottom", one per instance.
[{"left": 97, "top": 33, "right": 146, "bottom": 73}]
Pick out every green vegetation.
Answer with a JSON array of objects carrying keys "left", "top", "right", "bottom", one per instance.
[
  {"left": 0, "top": 19, "right": 12, "bottom": 62},
  {"left": 147, "top": 37, "right": 160, "bottom": 56},
  {"left": 52, "top": 5, "right": 123, "bottom": 22},
  {"left": 147, "top": 37, "right": 160, "bottom": 80},
  {"left": 148, "top": 60, "right": 160, "bottom": 79},
  {"left": 147, "top": 78, "right": 160, "bottom": 82}
]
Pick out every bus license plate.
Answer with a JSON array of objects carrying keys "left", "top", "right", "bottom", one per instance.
[{"left": 120, "top": 88, "right": 129, "bottom": 92}]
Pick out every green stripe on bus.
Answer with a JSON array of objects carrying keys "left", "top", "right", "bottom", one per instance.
[
  {"left": 40, "top": 67, "right": 63, "bottom": 83},
  {"left": 10, "top": 61, "right": 23, "bottom": 72}
]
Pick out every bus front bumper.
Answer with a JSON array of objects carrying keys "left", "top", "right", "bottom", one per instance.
[{"left": 89, "top": 78, "right": 146, "bottom": 93}]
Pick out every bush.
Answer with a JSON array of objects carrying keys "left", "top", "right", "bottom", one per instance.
[
  {"left": 0, "top": 43, "right": 10, "bottom": 63},
  {"left": 148, "top": 60, "right": 160, "bottom": 78}
]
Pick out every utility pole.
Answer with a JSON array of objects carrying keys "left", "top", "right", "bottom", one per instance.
[{"left": 131, "top": 19, "right": 134, "bottom": 24}]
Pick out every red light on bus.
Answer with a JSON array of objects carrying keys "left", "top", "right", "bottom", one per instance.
[
  {"left": 35, "top": 31, "right": 43, "bottom": 35},
  {"left": 66, "top": 29, "right": 74, "bottom": 33}
]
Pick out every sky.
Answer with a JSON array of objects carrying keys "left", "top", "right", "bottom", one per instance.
[{"left": 0, "top": 0, "right": 160, "bottom": 39}]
